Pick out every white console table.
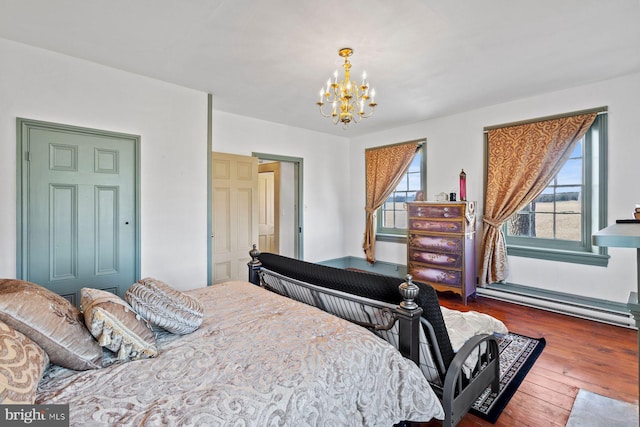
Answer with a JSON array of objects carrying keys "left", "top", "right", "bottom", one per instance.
[{"left": 592, "top": 223, "right": 640, "bottom": 404}]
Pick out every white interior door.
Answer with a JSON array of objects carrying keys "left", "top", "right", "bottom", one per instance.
[
  {"left": 258, "top": 171, "right": 275, "bottom": 252},
  {"left": 211, "top": 152, "right": 258, "bottom": 283}
]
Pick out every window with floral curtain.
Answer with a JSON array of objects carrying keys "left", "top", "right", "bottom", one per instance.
[
  {"left": 377, "top": 142, "right": 426, "bottom": 238},
  {"left": 479, "top": 110, "right": 598, "bottom": 285},
  {"left": 363, "top": 141, "right": 420, "bottom": 263}
]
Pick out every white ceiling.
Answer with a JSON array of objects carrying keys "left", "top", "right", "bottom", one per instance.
[{"left": 1, "top": 1, "right": 639, "bottom": 137}]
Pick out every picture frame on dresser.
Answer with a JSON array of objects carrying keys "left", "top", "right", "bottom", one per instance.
[{"left": 407, "top": 201, "right": 477, "bottom": 304}]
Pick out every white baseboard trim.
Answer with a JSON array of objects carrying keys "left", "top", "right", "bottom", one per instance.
[{"left": 477, "top": 284, "right": 636, "bottom": 329}]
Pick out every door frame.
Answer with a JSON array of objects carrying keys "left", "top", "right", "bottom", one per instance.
[
  {"left": 252, "top": 152, "right": 303, "bottom": 260},
  {"left": 15, "top": 118, "right": 141, "bottom": 281}
]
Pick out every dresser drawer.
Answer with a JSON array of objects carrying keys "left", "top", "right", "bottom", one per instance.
[
  {"left": 409, "top": 249, "right": 462, "bottom": 268},
  {"left": 408, "top": 233, "right": 463, "bottom": 253},
  {"left": 408, "top": 263, "right": 462, "bottom": 287},
  {"left": 408, "top": 218, "right": 463, "bottom": 233},
  {"left": 408, "top": 204, "right": 463, "bottom": 219}
]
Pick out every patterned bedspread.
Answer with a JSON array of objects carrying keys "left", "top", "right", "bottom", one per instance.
[{"left": 36, "top": 281, "right": 444, "bottom": 426}]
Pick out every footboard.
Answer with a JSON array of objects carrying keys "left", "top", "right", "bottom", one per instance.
[
  {"left": 439, "top": 334, "right": 500, "bottom": 427},
  {"left": 247, "top": 249, "right": 500, "bottom": 427}
]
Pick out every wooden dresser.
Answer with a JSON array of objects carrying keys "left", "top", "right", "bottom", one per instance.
[{"left": 406, "top": 201, "right": 477, "bottom": 304}]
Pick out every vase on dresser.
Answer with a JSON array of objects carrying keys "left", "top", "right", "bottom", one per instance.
[{"left": 406, "top": 201, "right": 476, "bottom": 304}]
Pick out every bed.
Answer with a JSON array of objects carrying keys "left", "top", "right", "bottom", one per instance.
[
  {"left": 0, "top": 278, "right": 444, "bottom": 426},
  {"left": 249, "top": 250, "right": 507, "bottom": 427}
]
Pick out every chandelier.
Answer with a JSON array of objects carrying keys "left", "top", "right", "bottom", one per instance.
[{"left": 316, "top": 48, "right": 377, "bottom": 128}]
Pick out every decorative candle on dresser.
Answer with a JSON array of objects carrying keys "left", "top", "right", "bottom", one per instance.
[{"left": 407, "top": 201, "right": 476, "bottom": 304}]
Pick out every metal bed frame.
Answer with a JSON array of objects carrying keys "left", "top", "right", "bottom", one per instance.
[{"left": 248, "top": 249, "right": 499, "bottom": 427}]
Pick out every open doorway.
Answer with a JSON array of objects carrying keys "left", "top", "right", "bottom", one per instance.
[{"left": 254, "top": 153, "right": 303, "bottom": 259}]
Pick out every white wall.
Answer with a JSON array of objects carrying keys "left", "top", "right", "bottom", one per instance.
[
  {"left": 0, "top": 38, "right": 208, "bottom": 290},
  {"left": 211, "top": 111, "right": 350, "bottom": 262},
  {"left": 347, "top": 72, "right": 640, "bottom": 304}
]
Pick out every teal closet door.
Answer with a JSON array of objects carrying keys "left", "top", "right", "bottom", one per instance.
[{"left": 24, "top": 123, "right": 137, "bottom": 304}]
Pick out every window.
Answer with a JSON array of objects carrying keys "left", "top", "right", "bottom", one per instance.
[
  {"left": 505, "top": 111, "right": 608, "bottom": 266},
  {"left": 376, "top": 142, "right": 426, "bottom": 240}
]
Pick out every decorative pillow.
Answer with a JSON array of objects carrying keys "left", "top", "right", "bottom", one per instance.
[
  {"left": 80, "top": 288, "right": 157, "bottom": 360},
  {"left": 0, "top": 279, "right": 102, "bottom": 371},
  {"left": 0, "top": 320, "right": 49, "bottom": 404},
  {"left": 125, "top": 278, "right": 204, "bottom": 334}
]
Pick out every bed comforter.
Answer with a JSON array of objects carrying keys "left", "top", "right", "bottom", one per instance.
[{"left": 36, "top": 281, "right": 444, "bottom": 426}]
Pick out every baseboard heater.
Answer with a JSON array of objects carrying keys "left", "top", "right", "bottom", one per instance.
[{"left": 477, "top": 282, "right": 636, "bottom": 329}]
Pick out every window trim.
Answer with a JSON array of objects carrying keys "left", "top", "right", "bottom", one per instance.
[
  {"left": 484, "top": 107, "right": 609, "bottom": 266},
  {"left": 375, "top": 140, "right": 427, "bottom": 241}
]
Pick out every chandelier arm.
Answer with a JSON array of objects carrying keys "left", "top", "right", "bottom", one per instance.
[
  {"left": 323, "top": 93, "right": 341, "bottom": 103},
  {"left": 317, "top": 104, "right": 337, "bottom": 118}
]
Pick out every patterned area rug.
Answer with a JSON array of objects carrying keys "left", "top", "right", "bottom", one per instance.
[{"left": 470, "top": 332, "right": 546, "bottom": 422}]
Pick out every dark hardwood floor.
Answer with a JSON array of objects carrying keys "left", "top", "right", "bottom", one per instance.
[{"left": 418, "top": 291, "right": 638, "bottom": 427}]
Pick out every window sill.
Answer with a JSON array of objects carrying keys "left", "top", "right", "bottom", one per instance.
[
  {"left": 506, "top": 245, "right": 609, "bottom": 267},
  {"left": 375, "top": 233, "right": 407, "bottom": 243}
]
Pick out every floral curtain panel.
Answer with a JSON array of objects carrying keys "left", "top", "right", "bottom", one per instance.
[
  {"left": 479, "top": 112, "right": 597, "bottom": 285},
  {"left": 363, "top": 142, "right": 419, "bottom": 264}
]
